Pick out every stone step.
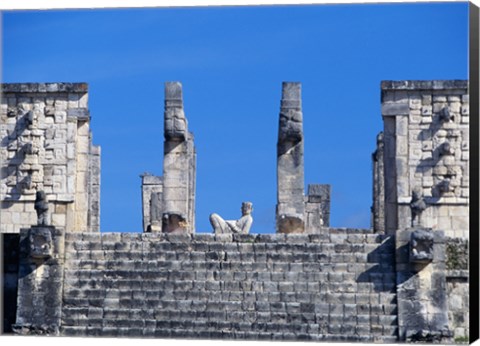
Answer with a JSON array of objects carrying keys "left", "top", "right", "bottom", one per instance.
[
  {"left": 64, "top": 247, "right": 394, "bottom": 259},
  {"left": 62, "top": 281, "right": 396, "bottom": 297},
  {"left": 64, "top": 232, "right": 393, "bottom": 252},
  {"left": 63, "top": 240, "right": 395, "bottom": 260},
  {"left": 62, "top": 303, "right": 397, "bottom": 317},
  {"left": 62, "top": 243, "right": 394, "bottom": 261},
  {"left": 62, "top": 287, "right": 397, "bottom": 303},
  {"left": 64, "top": 241, "right": 382, "bottom": 249},
  {"left": 60, "top": 324, "right": 398, "bottom": 341},
  {"left": 62, "top": 292, "right": 397, "bottom": 306},
  {"left": 63, "top": 259, "right": 395, "bottom": 273},
  {"left": 63, "top": 252, "right": 395, "bottom": 267},
  {"left": 60, "top": 318, "right": 398, "bottom": 334}
]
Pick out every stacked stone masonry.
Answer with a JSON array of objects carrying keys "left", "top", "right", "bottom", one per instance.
[
  {"left": 0, "top": 83, "right": 101, "bottom": 233},
  {"left": 60, "top": 230, "right": 398, "bottom": 342},
  {"left": 379, "top": 81, "right": 469, "bottom": 238}
]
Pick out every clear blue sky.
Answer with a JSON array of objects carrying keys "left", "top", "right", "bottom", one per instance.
[{"left": 2, "top": 3, "right": 468, "bottom": 233}]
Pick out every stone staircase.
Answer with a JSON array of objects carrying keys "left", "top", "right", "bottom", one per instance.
[{"left": 60, "top": 229, "right": 398, "bottom": 342}]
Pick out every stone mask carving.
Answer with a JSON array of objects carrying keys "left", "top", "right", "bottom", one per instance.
[
  {"left": 29, "top": 227, "right": 53, "bottom": 259},
  {"left": 410, "top": 229, "right": 434, "bottom": 264}
]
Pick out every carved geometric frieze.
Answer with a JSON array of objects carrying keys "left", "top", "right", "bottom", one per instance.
[
  {"left": 1, "top": 88, "right": 91, "bottom": 204},
  {"left": 43, "top": 165, "right": 54, "bottom": 186},
  {"left": 408, "top": 94, "right": 468, "bottom": 203}
]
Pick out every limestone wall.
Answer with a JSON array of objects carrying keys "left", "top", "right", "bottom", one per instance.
[
  {"left": 446, "top": 238, "right": 469, "bottom": 340},
  {"left": 446, "top": 277, "right": 469, "bottom": 341},
  {"left": 0, "top": 83, "right": 100, "bottom": 233},
  {"left": 380, "top": 81, "right": 469, "bottom": 238},
  {"left": 59, "top": 230, "right": 398, "bottom": 342}
]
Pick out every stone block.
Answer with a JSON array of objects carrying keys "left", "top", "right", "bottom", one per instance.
[{"left": 382, "top": 102, "right": 409, "bottom": 116}]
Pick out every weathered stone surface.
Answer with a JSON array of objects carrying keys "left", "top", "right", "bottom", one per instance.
[
  {"left": 14, "top": 226, "right": 65, "bottom": 335},
  {"left": 380, "top": 80, "right": 468, "bottom": 237},
  {"left": 141, "top": 173, "right": 163, "bottom": 232},
  {"left": 382, "top": 102, "right": 410, "bottom": 116},
  {"left": 381, "top": 80, "right": 468, "bottom": 90},
  {"left": 1, "top": 83, "right": 88, "bottom": 93},
  {"left": 305, "top": 184, "right": 331, "bottom": 229},
  {"left": 409, "top": 229, "right": 434, "bottom": 264},
  {"left": 164, "top": 82, "right": 187, "bottom": 141},
  {"left": 140, "top": 83, "right": 196, "bottom": 234},
  {"left": 378, "top": 80, "right": 469, "bottom": 341},
  {"left": 445, "top": 238, "right": 468, "bottom": 270},
  {"left": 276, "top": 82, "right": 305, "bottom": 233},
  {"left": 278, "top": 83, "right": 303, "bottom": 142},
  {"left": 67, "top": 108, "right": 90, "bottom": 120},
  {"left": 395, "top": 228, "right": 451, "bottom": 342},
  {"left": 1, "top": 83, "right": 100, "bottom": 233},
  {"left": 372, "top": 132, "right": 385, "bottom": 233}
]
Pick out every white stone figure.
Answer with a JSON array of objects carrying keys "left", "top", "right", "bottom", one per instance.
[{"left": 210, "top": 202, "right": 253, "bottom": 234}]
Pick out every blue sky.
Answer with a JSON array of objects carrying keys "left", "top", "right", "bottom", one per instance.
[{"left": 2, "top": 3, "right": 468, "bottom": 233}]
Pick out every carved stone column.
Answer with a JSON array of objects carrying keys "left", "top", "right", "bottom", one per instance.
[
  {"left": 162, "top": 82, "right": 196, "bottom": 233},
  {"left": 372, "top": 132, "right": 385, "bottom": 233},
  {"left": 13, "top": 226, "right": 65, "bottom": 335},
  {"left": 276, "top": 82, "right": 305, "bottom": 233}
]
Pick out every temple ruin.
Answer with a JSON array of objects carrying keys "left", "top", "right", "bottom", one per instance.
[{"left": 0, "top": 80, "right": 471, "bottom": 343}]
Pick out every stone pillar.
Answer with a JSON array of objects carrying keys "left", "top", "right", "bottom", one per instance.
[
  {"left": 13, "top": 225, "right": 65, "bottom": 335},
  {"left": 87, "top": 144, "right": 101, "bottom": 232},
  {"left": 72, "top": 116, "right": 91, "bottom": 232},
  {"left": 187, "top": 135, "right": 196, "bottom": 232},
  {"left": 395, "top": 228, "right": 451, "bottom": 342},
  {"left": 276, "top": 82, "right": 305, "bottom": 233},
  {"left": 162, "top": 82, "right": 196, "bottom": 233},
  {"left": 140, "top": 173, "right": 163, "bottom": 232},
  {"left": 305, "top": 184, "right": 331, "bottom": 231},
  {"left": 372, "top": 132, "right": 385, "bottom": 233}
]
